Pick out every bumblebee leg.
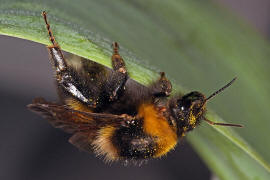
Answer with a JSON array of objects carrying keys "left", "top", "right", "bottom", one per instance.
[
  {"left": 111, "top": 42, "right": 127, "bottom": 74},
  {"left": 42, "top": 11, "right": 97, "bottom": 107},
  {"left": 150, "top": 72, "right": 172, "bottom": 97},
  {"left": 103, "top": 42, "right": 128, "bottom": 102},
  {"left": 42, "top": 11, "right": 68, "bottom": 72}
]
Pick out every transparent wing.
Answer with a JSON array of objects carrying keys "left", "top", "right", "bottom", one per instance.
[{"left": 28, "top": 98, "right": 130, "bottom": 133}]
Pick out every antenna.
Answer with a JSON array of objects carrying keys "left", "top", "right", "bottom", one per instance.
[
  {"left": 203, "top": 117, "right": 243, "bottom": 128},
  {"left": 206, "top": 77, "right": 237, "bottom": 101},
  {"left": 203, "top": 77, "right": 243, "bottom": 128}
]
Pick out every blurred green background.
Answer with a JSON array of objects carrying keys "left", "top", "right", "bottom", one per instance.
[{"left": 0, "top": 0, "right": 270, "bottom": 179}]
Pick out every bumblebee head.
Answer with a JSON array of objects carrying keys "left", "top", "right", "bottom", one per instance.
[
  {"left": 170, "top": 91, "right": 206, "bottom": 134},
  {"left": 170, "top": 77, "right": 242, "bottom": 136}
]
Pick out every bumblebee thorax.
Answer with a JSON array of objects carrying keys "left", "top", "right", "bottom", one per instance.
[{"left": 138, "top": 103, "right": 178, "bottom": 157}]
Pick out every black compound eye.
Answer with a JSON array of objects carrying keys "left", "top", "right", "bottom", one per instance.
[
  {"left": 177, "top": 100, "right": 191, "bottom": 112},
  {"left": 177, "top": 91, "right": 206, "bottom": 113}
]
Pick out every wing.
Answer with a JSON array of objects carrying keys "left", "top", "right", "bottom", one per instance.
[{"left": 27, "top": 97, "right": 133, "bottom": 152}]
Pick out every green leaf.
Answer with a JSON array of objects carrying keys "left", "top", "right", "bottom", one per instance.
[{"left": 1, "top": 0, "right": 270, "bottom": 179}]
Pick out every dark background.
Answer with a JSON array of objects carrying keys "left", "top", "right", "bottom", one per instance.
[{"left": 1, "top": 1, "right": 270, "bottom": 180}]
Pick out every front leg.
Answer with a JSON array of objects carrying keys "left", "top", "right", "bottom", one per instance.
[{"left": 150, "top": 72, "right": 172, "bottom": 97}]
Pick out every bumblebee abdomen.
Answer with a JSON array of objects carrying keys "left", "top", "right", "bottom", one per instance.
[
  {"left": 91, "top": 103, "right": 179, "bottom": 162},
  {"left": 112, "top": 126, "right": 157, "bottom": 159},
  {"left": 91, "top": 125, "right": 157, "bottom": 162},
  {"left": 92, "top": 126, "right": 119, "bottom": 162}
]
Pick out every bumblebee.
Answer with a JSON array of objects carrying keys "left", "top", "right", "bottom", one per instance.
[{"left": 28, "top": 11, "right": 242, "bottom": 163}]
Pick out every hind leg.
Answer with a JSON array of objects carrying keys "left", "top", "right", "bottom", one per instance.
[{"left": 42, "top": 11, "right": 95, "bottom": 106}]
